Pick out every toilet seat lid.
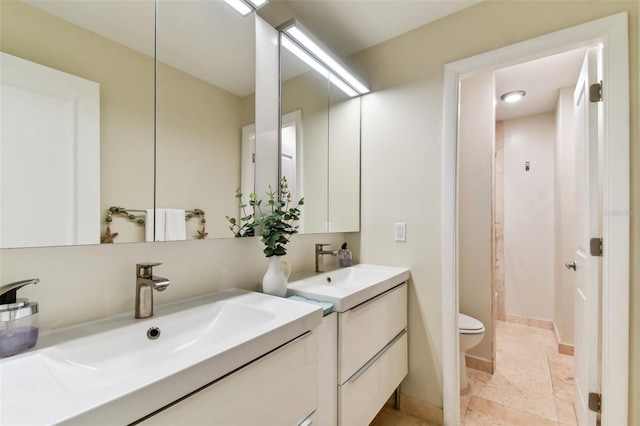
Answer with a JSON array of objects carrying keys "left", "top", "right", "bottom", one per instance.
[{"left": 459, "top": 313, "right": 484, "bottom": 332}]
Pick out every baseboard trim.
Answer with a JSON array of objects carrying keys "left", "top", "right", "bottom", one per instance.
[
  {"left": 504, "top": 313, "right": 553, "bottom": 330},
  {"left": 385, "top": 393, "right": 443, "bottom": 425},
  {"left": 465, "top": 354, "right": 494, "bottom": 374},
  {"left": 552, "top": 322, "right": 575, "bottom": 356}
]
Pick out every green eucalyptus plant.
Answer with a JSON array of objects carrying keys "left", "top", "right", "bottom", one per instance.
[{"left": 226, "top": 176, "right": 304, "bottom": 257}]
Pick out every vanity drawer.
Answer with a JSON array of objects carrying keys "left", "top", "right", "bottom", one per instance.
[
  {"left": 138, "top": 331, "right": 318, "bottom": 426},
  {"left": 338, "top": 331, "right": 408, "bottom": 426},
  {"left": 338, "top": 282, "right": 407, "bottom": 385}
]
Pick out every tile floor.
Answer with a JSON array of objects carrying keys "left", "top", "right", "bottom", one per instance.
[
  {"left": 370, "top": 320, "right": 576, "bottom": 426},
  {"left": 462, "top": 320, "right": 576, "bottom": 425}
]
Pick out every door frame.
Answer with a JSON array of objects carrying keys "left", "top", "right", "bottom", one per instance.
[{"left": 441, "top": 12, "right": 629, "bottom": 426}]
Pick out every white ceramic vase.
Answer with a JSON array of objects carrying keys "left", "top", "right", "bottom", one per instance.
[{"left": 261, "top": 256, "right": 291, "bottom": 297}]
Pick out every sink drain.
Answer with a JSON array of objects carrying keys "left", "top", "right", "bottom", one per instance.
[
  {"left": 326, "top": 277, "right": 332, "bottom": 283},
  {"left": 147, "top": 326, "right": 161, "bottom": 340}
]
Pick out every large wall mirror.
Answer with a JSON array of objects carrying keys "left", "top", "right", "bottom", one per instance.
[
  {"left": 279, "top": 31, "right": 361, "bottom": 234},
  {"left": 0, "top": 2, "right": 358, "bottom": 249},
  {"left": 0, "top": 0, "right": 255, "bottom": 248}
]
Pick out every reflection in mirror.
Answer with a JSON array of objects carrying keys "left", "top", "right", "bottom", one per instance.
[
  {"left": 328, "top": 84, "right": 360, "bottom": 232},
  {"left": 0, "top": 0, "right": 156, "bottom": 248},
  {"left": 280, "top": 44, "right": 329, "bottom": 234},
  {"left": 279, "top": 30, "right": 361, "bottom": 234},
  {"left": 156, "top": 0, "right": 255, "bottom": 241}
]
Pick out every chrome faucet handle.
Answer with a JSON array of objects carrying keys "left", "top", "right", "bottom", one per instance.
[
  {"left": 136, "top": 262, "right": 162, "bottom": 278},
  {"left": 315, "top": 243, "right": 332, "bottom": 251}
]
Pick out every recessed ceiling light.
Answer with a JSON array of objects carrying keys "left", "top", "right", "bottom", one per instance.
[{"left": 500, "top": 90, "right": 526, "bottom": 103}]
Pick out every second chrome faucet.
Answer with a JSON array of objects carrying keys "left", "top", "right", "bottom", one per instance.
[
  {"left": 315, "top": 243, "right": 338, "bottom": 273},
  {"left": 135, "top": 262, "right": 170, "bottom": 319}
]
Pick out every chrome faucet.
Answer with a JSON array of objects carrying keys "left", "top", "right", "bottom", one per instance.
[
  {"left": 135, "top": 262, "right": 170, "bottom": 319},
  {"left": 315, "top": 243, "right": 338, "bottom": 273}
]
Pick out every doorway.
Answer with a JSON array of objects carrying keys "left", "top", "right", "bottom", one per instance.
[
  {"left": 442, "top": 13, "right": 629, "bottom": 426},
  {"left": 458, "top": 47, "right": 588, "bottom": 424}
]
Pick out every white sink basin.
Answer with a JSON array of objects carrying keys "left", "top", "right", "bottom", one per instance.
[
  {"left": 40, "top": 299, "right": 275, "bottom": 392},
  {"left": 287, "top": 264, "right": 410, "bottom": 312},
  {"left": 0, "top": 288, "right": 322, "bottom": 425}
]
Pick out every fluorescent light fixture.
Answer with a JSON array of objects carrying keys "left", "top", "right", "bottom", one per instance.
[
  {"left": 281, "top": 34, "right": 359, "bottom": 97},
  {"left": 329, "top": 74, "right": 359, "bottom": 98},
  {"left": 281, "top": 36, "right": 329, "bottom": 79},
  {"left": 223, "top": 0, "right": 267, "bottom": 16},
  {"left": 500, "top": 90, "right": 526, "bottom": 103},
  {"left": 278, "top": 19, "right": 369, "bottom": 97}
]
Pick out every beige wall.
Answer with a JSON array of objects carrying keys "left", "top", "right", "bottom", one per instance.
[
  {"left": 458, "top": 72, "right": 494, "bottom": 362},
  {"left": 1, "top": 1, "right": 252, "bottom": 242},
  {"left": 504, "top": 113, "right": 556, "bottom": 320},
  {"left": 554, "top": 87, "right": 577, "bottom": 345},
  {"left": 0, "top": 233, "right": 349, "bottom": 332},
  {"left": 350, "top": 1, "right": 639, "bottom": 416}
]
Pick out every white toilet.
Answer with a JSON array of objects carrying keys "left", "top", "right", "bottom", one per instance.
[{"left": 459, "top": 313, "right": 485, "bottom": 391}]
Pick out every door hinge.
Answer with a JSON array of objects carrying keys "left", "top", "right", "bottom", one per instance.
[
  {"left": 590, "top": 237, "right": 603, "bottom": 257},
  {"left": 588, "top": 392, "right": 602, "bottom": 413},
  {"left": 590, "top": 81, "right": 603, "bottom": 102},
  {"left": 252, "top": 153, "right": 255, "bottom": 163}
]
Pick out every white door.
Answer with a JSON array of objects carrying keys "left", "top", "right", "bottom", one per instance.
[
  {"left": 0, "top": 53, "right": 100, "bottom": 248},
  {"left": 572, "top": 47, "right": 600, "bottom": 426}
]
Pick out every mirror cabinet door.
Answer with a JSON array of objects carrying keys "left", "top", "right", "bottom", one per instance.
[
  {"left": 155, "top": 0, "right": 255, "bottom": 241},
  {"left": 280, "top": 44, "right": 330, "bottom": 234},
  {"left": 279, "top": 33, "right": 361, "bottom": 234},
  {"left": 328, "top": 83, "right": 361, "bottom": 232},
  {"left": 0, "top": 0, "right": 156, "bottom": 247}
]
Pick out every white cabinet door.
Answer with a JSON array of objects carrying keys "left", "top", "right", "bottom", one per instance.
[{"left": 318, "top": 312, "right": 338, "bottom": 426}]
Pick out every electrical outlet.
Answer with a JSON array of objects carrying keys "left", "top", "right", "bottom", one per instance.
[{"left": 394, "top": 223, "right": 406, "bottom": 242}]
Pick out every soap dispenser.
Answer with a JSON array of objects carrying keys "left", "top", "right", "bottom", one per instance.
[{"left": 0, "top": 278, "right": 39, "bottom": 357}]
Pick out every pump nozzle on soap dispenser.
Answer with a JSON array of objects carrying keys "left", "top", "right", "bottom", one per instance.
[{"left": 0, "top": 278, "right": 40, "bottom": 357}]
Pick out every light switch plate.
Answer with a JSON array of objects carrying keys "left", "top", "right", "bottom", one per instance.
[{"left": 394, "top": 223, "right": 406, "bottom": 242}]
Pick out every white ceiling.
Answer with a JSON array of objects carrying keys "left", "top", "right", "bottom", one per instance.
[
  {"left": 494, "top": 48, "right": 587, "bottom": 121},
  {"left": 277, "top": 0, "right": 481, "bottom": 58}
]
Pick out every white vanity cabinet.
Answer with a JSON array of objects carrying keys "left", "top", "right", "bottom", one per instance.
[
  {"left": 137, "top": 330, "right": 319, "bottom": 426},
  {"left": 337, "top": 282, "right": 408, "bottom": 426},
  {"left": 287, "top": 265, "right": 410, "bottom": 426}
]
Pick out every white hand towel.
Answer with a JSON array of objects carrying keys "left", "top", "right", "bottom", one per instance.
[
  {"left": 145, "top": 209, "right": 166, "bottom": 242},
  {"left": 165, "top": 209, "right": 186, "bottom": 241}
]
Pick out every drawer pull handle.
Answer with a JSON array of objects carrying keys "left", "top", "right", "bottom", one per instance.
[
  {"left": 348, "top": 329, "right": 407, "bottom": 383},
  {"left": 298, "top": 417, "right": 313, "bottom": 426},
  {"left": 350, "top": 281, "right": 407, "bottom": 312}
]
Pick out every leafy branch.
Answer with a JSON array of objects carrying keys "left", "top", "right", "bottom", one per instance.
[{"left": 226, "top": 177, "right": 304, "bottom": 257}]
